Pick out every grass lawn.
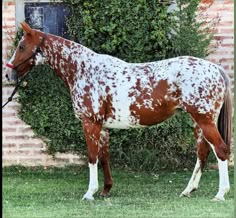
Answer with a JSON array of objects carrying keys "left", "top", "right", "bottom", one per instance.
[{"left": 2, "top": 165, "right": 234, "bottom": 218}]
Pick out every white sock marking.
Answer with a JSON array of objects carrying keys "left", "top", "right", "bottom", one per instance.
[
  {"left": 214, "top": 159, "right": 230, "bottom": 200},
  {"left": 208, "top": 143, "right": 230, "bottom": 200},
  {"left": 181, "top": 158, "right": 202, "bottom": 197},
  {"left": 82, "top": 160, "right": 99, "bottom": 200}
]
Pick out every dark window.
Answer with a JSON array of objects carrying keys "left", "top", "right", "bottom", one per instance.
[{"left": 25, "top": 3, "right": 70, "bottom": 39}]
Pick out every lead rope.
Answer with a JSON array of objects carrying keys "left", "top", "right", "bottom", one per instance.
[
  {"left": 2, "top": 76, "right": 19, "bottom": 108},
  {"left": 2, "top": 74, "right": 27, "bottom": 108}
]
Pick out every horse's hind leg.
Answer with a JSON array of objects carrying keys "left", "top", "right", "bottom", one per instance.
[
  {"left": 99, "top": 129, "right": 113, "bottom": 197},
  {"left": 191, "top": 116, "right": 230, "bottom": 200},
  {"left": 180, "top": 123, "right": 210, "bottom": 197}
]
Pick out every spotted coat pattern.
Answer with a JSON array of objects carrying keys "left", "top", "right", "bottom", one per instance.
[{"left": 37, "top": 34, "right": 227, "bottom": 131}]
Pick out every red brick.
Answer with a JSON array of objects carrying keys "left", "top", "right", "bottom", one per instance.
[
  {"left": 18, "top": 127, "right": 33, "bottom": 133},
  {"left": 219, "top": 58, "right": 234, "bottom": 63},
  {"left": 18, "top": 150, "right": 32, "bottom": 155},
  {"left": 2, "top": 112, "right": 17, "bottom": 117},
  {"left": 4, "top": 105, "right": 20, "bottom": 111},
  {"left": 219, "top": 21, "right": 233, "bottom": 26},
  {"left": 200, "top": 0, "right": 215, "bottom": 4},
  {"left": 221, "top": 65, "right": 229, "bottom": 70},
  {"left": 3, "top": 143, "right": 16, "bottom": 148},
  {"left": 214, "top": 36, "right": 233, "bottom": 40},
  {"left": 5, "top": 17, "right": 15, "bottom": 21},
  {"left": 7, "top": 1, "right": 15, "bottom": 6},
  {"left": 5, "top": 135, "right": 30, "bottom": 140},
  {"left": 19, "top": 143, "right": 44, "bottom": 149},
  {"left": 2, "top": 128, "right": 17, "bottom": 132},
  {"left": 3, "top": 150, "right": 18, "bottom": 155},
  {"left": 219, "top": 29, "right": 234, "bottom": 34},
  {"left": 4, "top": 120, "right": 25, "bottom": 125},
  {"left": 225, "top": 1, "right": 233, "bottom": 4},
  {"left": 221, "top": 43, "right": 234, "bottom": 48},
  {"left": 32, "top": 150, "right": 44, "bottom": 155}
]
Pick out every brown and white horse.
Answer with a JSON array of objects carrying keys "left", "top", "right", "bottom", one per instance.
[{"left": 5, "top": 22, "right": 232, "bottom": 201}]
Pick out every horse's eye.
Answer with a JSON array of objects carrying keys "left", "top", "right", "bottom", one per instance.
[{"left": 19, "top": 45, "right": 25, "bottom": 51}]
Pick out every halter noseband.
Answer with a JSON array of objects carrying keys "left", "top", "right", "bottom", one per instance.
[{"left": 2, "top": 33, "right": 47, "bottom": 108}]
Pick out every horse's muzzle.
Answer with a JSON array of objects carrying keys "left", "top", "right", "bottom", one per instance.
[{"left": 5, "top": 65, "right": 18, "bottom": 84}]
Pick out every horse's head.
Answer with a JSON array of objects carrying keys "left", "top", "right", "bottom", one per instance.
[{"left": 5, "top": 22, "right": 46, "bottom": 83}]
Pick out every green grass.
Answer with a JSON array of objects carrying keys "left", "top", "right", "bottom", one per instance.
[{"left": 3, "top": 165, "right": 234, "bottom": 218}]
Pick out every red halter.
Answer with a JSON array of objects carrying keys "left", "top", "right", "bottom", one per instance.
[{"left": 6, "top": 63, "right": 14, "bottom": 69}]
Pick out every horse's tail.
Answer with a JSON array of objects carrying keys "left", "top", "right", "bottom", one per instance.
[{"left": 217, "top": 69, "right": 233, "bottom": 158}]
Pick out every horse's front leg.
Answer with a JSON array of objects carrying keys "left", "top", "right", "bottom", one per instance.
[
  {"left": 99, "top": 129, "right": 113, "bottom": 197},
  {"left": 82, "top": 118, "right": 102, "bottom": 201}
]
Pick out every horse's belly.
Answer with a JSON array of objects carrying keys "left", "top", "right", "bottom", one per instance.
[
  {"left": 103, "top": 118, "right": 145, "bottom": 129},
  {"left": 102, "top": 104, "right": 176, "bottom": 129},
  {"left": 103, "top": 110, "right": 146, "bottom": 129}
]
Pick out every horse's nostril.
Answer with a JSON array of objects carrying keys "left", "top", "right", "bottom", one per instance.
[{"left": 5, "top": 74, "right": 10, "bottom": 81}]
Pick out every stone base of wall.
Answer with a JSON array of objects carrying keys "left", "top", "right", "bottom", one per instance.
[{"left": 3, "top": 150, "right": 86, "bottom": 167}]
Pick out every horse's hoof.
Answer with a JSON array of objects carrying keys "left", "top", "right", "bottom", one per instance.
[
  {"left": 179, "top": 192, "right": 191, "bottom": 198},
  {"left": 100, "top": 191, "right": 111, "bottom": 198},
  {"left": 81, "top": 196, "right": 94, "bottom": 201},
  {"left": 212, "top": 197, "right": 225, "bottom": 201},
  {"left": 81, "top": 193, "right": 95, "bottom": 201}
]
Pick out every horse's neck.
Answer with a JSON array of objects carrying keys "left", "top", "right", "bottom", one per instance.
[{"left": 42, "top": 34, "right": 88, "bottom": 90}]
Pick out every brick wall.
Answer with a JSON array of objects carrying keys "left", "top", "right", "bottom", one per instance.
[
  {"left": 204, "top": 0, "right": 234, "bottom": 92},
  {"left": 2, "top": 0, "right": 234, "bottom": 167}
]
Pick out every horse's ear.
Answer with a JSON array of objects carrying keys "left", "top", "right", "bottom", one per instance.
[{"left": 20, "top": 21, "right": 34, "bottom": 36}]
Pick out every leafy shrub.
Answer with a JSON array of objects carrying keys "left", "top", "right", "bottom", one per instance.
[
  {"left": 64, "top": 0, "right": 217, "bottom": 61},
  {"left": 64, "top": 0, "right": 175, "bottom": 62},
  {"left": 171, "top": 0, "right": 219, "bottom": 57},
  {"left": 16, "top": 0, "right": 218, "bottom": 171}
]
